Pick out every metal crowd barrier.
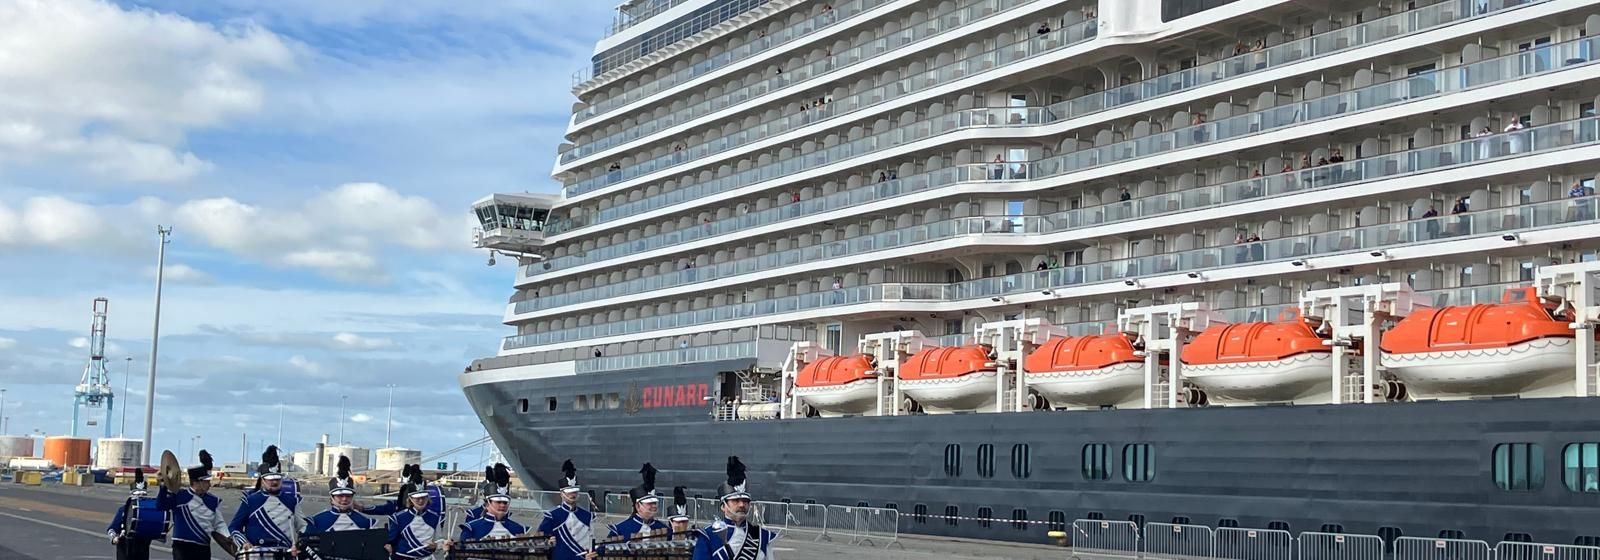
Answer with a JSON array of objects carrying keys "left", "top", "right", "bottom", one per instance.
[
  {"left": 1145, "top": 522, "right": 1216, "bottom": 560},
  {"left": 1064, "top": 520, "right": 1597, "bottom": 560},
  {"left": 1395, "top": 536, "right": 1494, "bottom": 560},
  {"left": 1073, "top": 519, "right": 1143, "bottom": 560},
  {"left": 1215, "top": 527, "right": 1294, "bottom": 560}
]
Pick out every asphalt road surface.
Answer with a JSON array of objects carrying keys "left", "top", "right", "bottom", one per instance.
[{"left": 0, "top": 483, "right": 1068, "bottom": 559}]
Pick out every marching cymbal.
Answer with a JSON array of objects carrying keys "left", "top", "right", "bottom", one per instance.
[{"left": 157, "top": 450, "right": 182, "bottom": 493}]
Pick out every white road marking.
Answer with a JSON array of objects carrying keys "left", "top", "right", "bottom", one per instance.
[
  {"left": 0, "top": 510, "right": 185, "bottom": 555},
  {"left": 775, "top": 547, "right": 796, "bottom": 551}
]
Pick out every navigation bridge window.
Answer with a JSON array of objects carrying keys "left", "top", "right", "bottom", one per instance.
[
  {"left": 1564, "top": 443, "right": 1600, "bottom": 492},
  {"left": 1493, "top": 443, "right": 1545, "bottom": 491}
]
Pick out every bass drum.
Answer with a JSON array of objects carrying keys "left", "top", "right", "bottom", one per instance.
[{"left": 128, "top": 497, "right": 168, "bottom": 540}]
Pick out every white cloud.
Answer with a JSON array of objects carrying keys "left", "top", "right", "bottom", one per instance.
[
  {"left": 331, "top": 332, "right": 392, "bottom": 351},
  {"left": 288, "top": 354, "right": 321, "bottom": 374},
  {"left": 68, "top": 336, "right": 88, "bottom": 349},
  {"left": 0, "top": 0, "right": 294, "bottom": 183},
  {"left": 0, "top": 182, "right": 464, "bottom": 280},
  {"left": 350, "top": 413, "right": 372, "bottom": 423},
  {"left": 66, "top": 336, "right": 122, "bottom": 355},
  {"left": 146, "top": 263, "right": 213, "bottom": 284},
  {"left": 0, "top": 337, "right": 14, "bottom": 349}
]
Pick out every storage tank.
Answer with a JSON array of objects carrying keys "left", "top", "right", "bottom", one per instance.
[
  {"left": 375, "top": 448, "right": 422, "bottom": 471},
  {"left": 44, "top": 436, "right": 92, "bottom": 467},
  {"left": 290, "top": 450, "right": 317, "bottom": 474},
  {"left": 94, "top": 438, "right": 144, "bottom": 469},
  {"left": 0, "top": 435, "right": 34, "bottom": 459},
  {"left": 324, "top": 446, "right": 370, "bottom": 474}
]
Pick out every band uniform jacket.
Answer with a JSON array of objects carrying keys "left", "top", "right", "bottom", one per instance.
[
  {"left": 386, "top": 507, "right": 444, "bottom": 559},
  {"left": 305, "top": 508, "right": 374, "bottom": 535},
  {"left": 459, "top": 515, "right": 528, "bottom": 542},
  {"left": 608, "top": 515, "right": 670, "bottom": 542},
  {"left": 227, "top": 489, "right": 303, "bottom": 550},
  {"left": 692, "top": 518, "right": 776, "bottom": 560},
  {"left": 155, "top": 486, "right": 223, "bottom": 546},
  {"left": 536, "top": 503, "right": 594, "bottom": 560}
]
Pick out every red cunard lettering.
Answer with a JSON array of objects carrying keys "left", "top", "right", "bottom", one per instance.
[{"left": 641, "top": 383, "right": 708, "bottom": 409}]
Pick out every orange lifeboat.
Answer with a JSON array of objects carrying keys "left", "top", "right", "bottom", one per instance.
[
  {"left": 1023, "top": 334, "right": 1147, "bottom": 408},
  {"left": 1179, "top": 310, "right": 1333, "bottom": 403},
  {"left": 1380, "top": 287, "right": 1582, "bottom": 397},
  {"left": 792, "top": 354, "right": 879, "bottom": 417},
  {"left": 897, "top": 346, "right": 1000, "bottom": 413}
]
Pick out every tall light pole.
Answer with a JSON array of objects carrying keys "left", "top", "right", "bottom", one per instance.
[
  {"left": 385, "top": 384, "right": 395, "bottom": 448},
  {"left": 191, "top": 435, "right": 200, "bottom": 460},
  {"left": 121, "top": 357, "right": 131, "bottom": 437},
  {"left": 0, "top": 388, "right": 7, "bottom": 436},
  {"left": 276, "top": 404, "right": 284, "bottom": 450},
  {"left": 337, "top": 395, "right": 347, "bottom": 445},
  {"left": 142, "top": 225, "right": 171, "bottom": 466}
]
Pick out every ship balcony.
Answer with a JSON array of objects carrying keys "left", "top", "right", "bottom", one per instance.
[
  {"left": 468, "top": 325, "right": 814, "bottom": 375},
  {"left": 500, "top": 194, "right": 1600, "bottom": 352},
  {"left": 521, "top": 43, "right": 1600, "bottom": 290},
  {"left": 575, "top": 0, "right": 946, "bottom": 123},
  {"left": 473, "top": 193, "right": 558, "bottom": 253},
  {"left": 546, "top": 0, "right": 1561, "bottom": 236},
  {"left": 559, "top": 0, "right": 1071, "bottom": 169}
]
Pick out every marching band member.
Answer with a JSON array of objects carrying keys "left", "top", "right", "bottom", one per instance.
[
  {"left": 692, "top": 457, "right": 776, "bottom": 560},
  {"left": 454, "top": 463, "right": 508, "bottom": 535},
  {"left": 305, "top": 455, "right": 375, "bottom": 535},
  {"left": 156, "top": 450, "right": 224, "bottom": 560},
  {"left": 385, "top": 464, "right": 450, "bottom": 558},
  {"left": 607, "top": 463, "right": 669, "bottom": 541},
  {"left": 668, "top": 486, "right": 693, "bottom": 535},
  {"left": 458, "top": 464, "right": 526, "bottom": 541},
  {"left": 107, "top": 469, "right": 167, "bottom": 560},
  {"left": 228, "top": 446, "right": 304, "bottom": 556},
  {"left": 536, "top": 459, "right": 596, "bottom": 560}
]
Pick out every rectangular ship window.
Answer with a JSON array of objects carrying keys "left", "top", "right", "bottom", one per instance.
[
  {"left": 517, "top": 398, "right": 529, "bottom": 414},
  {"left": 977, "top": 507, "right": 993, "bottom": 529},
  {"left": 575, "top": 395, "right": 589, "bottom": 411},
  {"left": 546, "top": 397, "right": 558, "bottom": 412},
  {"left": 1493, "top": 443, "right": 1545, "bottom": 491},
  {"left": 1123, "top": 443, "right": 1154, "bottom": 482},
  {"left": 1048, "top": 511, "right": 1067, "bottom": 532},
  {"left": 944, "top": 444, "right": 962, "bottom": 477},
  {"left": 605, "top": 393, "right": 622, "bottom": 409},
  {"left": 1564, "top": 443, "right": 1599, "bottom": 492},
  {"left": 945, "top": 506, "right": 959, "bottom": 527},
  {"left": 977, "top": 444, "right": 995, "bottom": 478},
  {"left": 1082, "top": 443, "right": 1109, "bottom": 480}
]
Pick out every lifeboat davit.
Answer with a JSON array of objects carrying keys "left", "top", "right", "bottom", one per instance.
[
  {"left": 898, "top": 346, "right": 999, "bottom": 413},
  {"left": 792, "top": 354, "right": 879, "bottom": 417},
  {"left": 1380, "top": 287, "right": 1582, "bottom": 397},
  {"left": 1180, "top": 311, "right": 1333, "bottom": 403},
  {"left": 1023, "top": 334, "right": 1146, "bottom": 408}
]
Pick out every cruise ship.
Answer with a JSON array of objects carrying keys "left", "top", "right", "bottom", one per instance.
[{"left": 462, "top": 0, "right": 1600, "bottom": 545}]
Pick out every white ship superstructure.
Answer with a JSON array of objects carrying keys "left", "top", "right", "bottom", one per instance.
[{"left": 474, "top": 0, "right": 1600, "bottom": 399}]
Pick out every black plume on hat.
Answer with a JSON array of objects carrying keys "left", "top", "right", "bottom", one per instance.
[
  {"left": 130, "top": 468, "right": 147, "bottom": 494},
  {"left": 560, "top": 459, "right": 578, "bottom": 490},
  {"left": 726, "top": 457, "right": 745, "bottom": 488},
  {"left": 329, "top": 455, "right": 354, "bottom": 495},
  {"left": 669, "top": 486, "right": 689, "bottom": 521},
  {"left": 256, "top": 445, "right": 281, "bottom": 476},
  {"left": 188, "top": 449, "right": 214, "bottom": 482},
  {"left": 640, "top": 463, "right": 657, "bottom": 493},
  {"left": 493, "top": 463, "right": 511, "bottom": 493},
  {"left": 338, "top": 455, "right": 351, "bottom": 478}
]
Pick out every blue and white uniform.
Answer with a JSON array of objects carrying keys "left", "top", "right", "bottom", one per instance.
[
  {"left": 156, "top": 486, "right": 223, "bottom": 550},
  {"left": 691, "top": 517, "right": 777, "bottom": 560},
  {"left": 458, "top": 513, "right": 526, "bottom": 542},
  {"left": 305, "top": 507, "right": 374, "bottom": 534},
  {"left": 386, "top": 507, "right": 444, "bottom": 559},
  {"left": 607, "top": 514, "right": 670, "bottom": 542},
  {"left": 228, "top": 488, "right": 303, "bottom": 551},
  {"left": 107, "top": 496, "right": 167, "bottom": 560},
  {"left": 537, "top": 503, "right": 594, "bottom": 560}
]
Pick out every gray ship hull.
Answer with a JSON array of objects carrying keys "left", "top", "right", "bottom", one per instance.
[{"left": 463, "top": 361, "right": 1600, "bottom": 544}]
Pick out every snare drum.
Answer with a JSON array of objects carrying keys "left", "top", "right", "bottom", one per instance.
[{"left": 129, "top": 498, "right": 167, "bottom": 540}]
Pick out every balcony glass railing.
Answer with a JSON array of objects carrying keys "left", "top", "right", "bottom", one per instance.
[
  {"left": 562, "top": 7, "right": 1089, "bottom": 199},
  {"left": 565, "top": 0, "right": 1035, "bottom": 164},
  {"left": 530, "top": 30, "right": 1592, "bottom": 279},
  {"left": 503, "top": 194, "right": 1600, "bottom": 351},
  {"left": 576, "top": 341, "right": 758, "bottom": 373},
  {"left": 550, "top": 0, "right": 1543, "bottom": 234},
  {"left": 517, "top": 115, "right": 1600, "bottom": 314},
  {"left": 579, "top": 0, "right": 892, "bottom": 120}
]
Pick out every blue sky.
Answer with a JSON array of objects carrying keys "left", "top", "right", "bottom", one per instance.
[{"left": 0, "top": 0, "right": 611, "bottom": 468}]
